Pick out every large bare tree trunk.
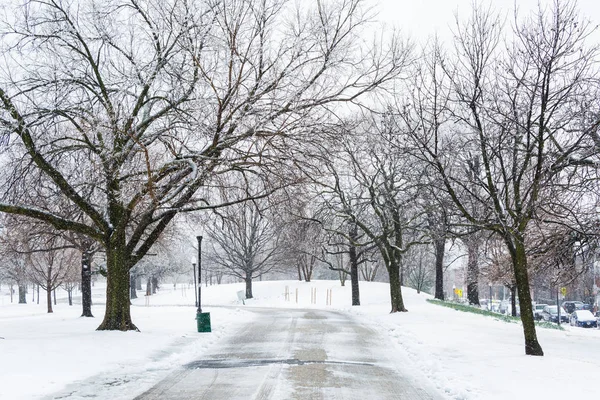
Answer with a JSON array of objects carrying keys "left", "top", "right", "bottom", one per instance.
[
  {"left": 388, "top": 262, "right": 407, "bottom": 313},
  {"left": 245, "top": 275, "right": 253, "bottom": 299},
  {"left": 97, "top": 238, "right": 137, "bottom": 331},
  {"left": 510, "top": 237, "right": 543, "bottom": 356}
]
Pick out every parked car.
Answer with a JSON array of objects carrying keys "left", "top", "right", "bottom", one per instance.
[
  {"left": 541, "top": 305, "right": 569, "bottom": 323},
  {"left": 533, "top": 303, "right": 548, "bottom": 321},
  {"left": 562, "top": 301, "right": 584, "bottom": 314},
  {"left": 499, "top": 300, "right": 520, "bottom": 315},
  {"left": 569, "top": 310, "right": 598, "bottom": 328}
]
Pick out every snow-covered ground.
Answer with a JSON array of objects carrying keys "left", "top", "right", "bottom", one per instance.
[{"left": 1, "top": 280, "right": 598, "bottom": 400}]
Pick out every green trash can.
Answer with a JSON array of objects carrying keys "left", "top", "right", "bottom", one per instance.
[{"left": 196, "top": 312, "right": 211, "bottom": 332}]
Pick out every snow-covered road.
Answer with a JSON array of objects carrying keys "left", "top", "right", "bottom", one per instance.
[{"left": 135, "top": 307, "right": 442, "bottom": 400}]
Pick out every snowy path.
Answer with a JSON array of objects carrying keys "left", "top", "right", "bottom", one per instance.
[{"left": 135, "top": 307, "right": 442, "bottom": 400}]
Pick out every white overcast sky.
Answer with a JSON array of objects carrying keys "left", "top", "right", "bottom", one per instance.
[{"left": 374, "top": 0, "right": 600, "bottom": 45}]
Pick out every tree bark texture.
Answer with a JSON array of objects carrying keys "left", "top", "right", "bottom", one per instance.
[
  {"left": 388, "top": 262, "right": 407, "bottom": 313},
  {"left": 511, "top": 238, "right": 543, "bottom": 356},
  {"left": 18, "top": 285, "right": 26, "bottom": 304},
  {"left": 46, "top": 268, "right": 53, "bottom": 313},
  {"left": 245, "top": 275, "right": 253, "bottom": 299},
  {"left": 349, "top": 227, "right": 360, "bottom": 306},
  {"left": 97, "top": 240, "right": 137, "bottom": 331},
  {"left": 130, "top": 273, "right": 137, "bottom": 300},
  {"left": 434, "top": 238, "right": 445, "bottom": 300},
  {"left": 510, "top": 284, "right": 517, "bottom": 317},
  {"left": 81, "top": 251, "right": 93, "bottom": 317},
  {"left": 466, "top": 239, "right": 480, "bottom": 305}
]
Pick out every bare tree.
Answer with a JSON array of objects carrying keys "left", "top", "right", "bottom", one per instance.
[
  {"left": 60, "top": 262, "right": 80, "bottom": 307},
  {"left": 207, "top": 199, "right": 282, "bottom": 299},
  {"left": 314, "top": 115, "right": 428, "bottom": 313},
  {"left": 404, "top": 244, "right": 435, "bottom": 294},
  {"left": 0, "top": 218, "right": 34, "bottom": 304},
  {"left": 404, "top": 38, "right": 455, "bottom": 301},
  {"left": 26, "top": 235, "right": 79, "bottom": 313}
]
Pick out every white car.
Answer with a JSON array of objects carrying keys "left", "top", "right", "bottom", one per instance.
[{"left": 569, "top": 310, "right": 598, "bottom": 328}]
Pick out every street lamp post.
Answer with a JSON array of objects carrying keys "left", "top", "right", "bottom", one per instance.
[
  {"left": 192, "top": 258, "right": 197, "bottom": 308},
  {"left": 195, "top": 235, "right": 211, "bottom": 332},
  {"left": 197, "top": 235, "right": 203, "bottom": 314}
]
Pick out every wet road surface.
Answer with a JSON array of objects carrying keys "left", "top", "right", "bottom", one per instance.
[{"left": 135, "top": 307, "right": 442, "bottom": 400}]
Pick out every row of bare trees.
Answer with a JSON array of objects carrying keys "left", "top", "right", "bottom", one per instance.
[
  {"left": 283, "top": 0, "right": 600, "bottom": 358},
  {"left": 0, "top": 0, "right": 405, "bottom": 331},
  {"left": 0, "top": 219, "right": 80, "bottom": 312}
]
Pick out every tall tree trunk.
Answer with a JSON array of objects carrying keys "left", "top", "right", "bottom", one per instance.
[
  {"left": 245, "top": 275, "right": 253, "bottom": 299},
  {"left": 97, "top": 238, "right": 137, "bottom": 331},
  {"left": 466, "top": 238, "right": 480, "bottom": 305},
  {"left": 18, "top": 284, "right": 26, "bottom": 304},
  {"left": 434, "top": 237, "right": 445, "bottom": 300},
  {"left": 81, "top": 250, "right": 93, "bottom": 317},
  {"left": 510, "top": 283, "right": 517, "bottom": 317},
  {"left": 510, "top": 237, "right": 543, "bottom": 356},
  {"left": 136, "top": 276, "right": 142, "bottom": 290},
  {"left": 388, "top": 261, "right": 407, "bottom": 313},
  {"left": 46, "top": 287, "right": 53, "bottom": 313},
  {"left": 67, "top": 288, "right": 73, "bottom": 306},
  {"left": 130, "top": 273, "right": 137, "bottom": 299},
  {"left": 297, "top": 264, "right": 302, "bottom": 281},
  {"left": 37, "top": 284, "right": 40, "bottom": 304},
  {"left": 348, "top": 237, "right": 360, "bottom": 306},
  {"left": 151, "top": 276, "right": 158, "bottom": 294},
  {"left": 46, "top": 269, "right": 53, "bottom": 313},
  {"left": 146, "top": 277, "right": 152, "bottom": 296}
]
